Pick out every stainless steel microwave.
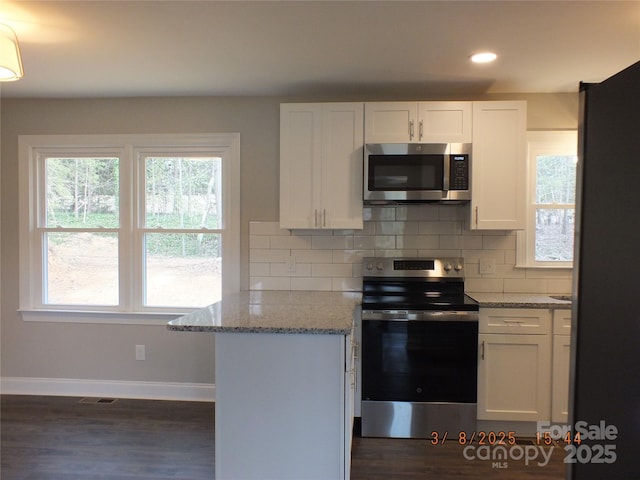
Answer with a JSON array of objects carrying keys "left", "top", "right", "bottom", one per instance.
[{"left": 364, "top": 143, "right": 472, "bottom": 204}]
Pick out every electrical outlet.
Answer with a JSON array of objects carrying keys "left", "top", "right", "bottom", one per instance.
[
  {"left": 135, "top": 344, "right": 146, "bottom": 361},
  {"left": 479, "top": 258, "right": 496, "bottom": 275}
]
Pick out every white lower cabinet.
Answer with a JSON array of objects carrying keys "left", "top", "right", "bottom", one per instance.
[
  {"left": 215, "top": 331, "right": 354, "bottom": 480},
  {"left": 551, "top": 309, "right": 572, "bottom": 423},
  {"left": 477, "top": 308, "right": 551, "bottom": 421},
  {"left": 478, "top": 307, "right": 573, "bottom": 424}
]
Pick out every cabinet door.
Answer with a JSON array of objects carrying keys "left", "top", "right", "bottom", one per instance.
[
  {"left": 418, "top": 101, "right": 472, "bottom": 143},
  {"left": 344, "top": 333, "right": 355, "bottom": 480},
  {"left": 478, "top": 333, "right": 551, "bottom": 421},
  {"left": 551, "top": 309, "right": 572, "bottom": 423},
  {"left": 280, "top": 104, "right": 322, "bottom": 228},
  {"left": 471, "top": 101, "right": 527, "bottom": 230},
  {"left": 364, "top": 102, "right": 417, "bottom": 143},
  {"left": 552, "top": 334, "right": 571, "bottom": 423},
  {"left": 321, "top": 103, "right": 364, "bottom": 229}
]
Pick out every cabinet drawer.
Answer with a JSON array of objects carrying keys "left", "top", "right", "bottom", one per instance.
[
  {"left": 480, "top": 308, "right": 551, "bottom": 334},
  {"left": 553, "top": 309, "right": 572, "bottom": 335}
]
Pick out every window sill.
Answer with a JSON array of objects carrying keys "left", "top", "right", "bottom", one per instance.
[
  {"left": 19, "top": 309, "right": 191, "bottom": 325},
  {"left": 514, "top": 263, "right": 573, "bottom": 270}
]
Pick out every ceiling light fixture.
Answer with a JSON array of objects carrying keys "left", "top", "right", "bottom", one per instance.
[
  {"left": 470, "top": 52, "right": 497, "bottom": 64},
  {"left": 0, "top": 24, "right": 23, "bottom": 81}
]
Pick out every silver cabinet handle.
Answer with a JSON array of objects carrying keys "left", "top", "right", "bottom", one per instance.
[
  {"left": 323, "top": 209, "right": 326, "bottom": 227},
  {"left": 481, "top": 340, "right": 485, "bottom": 360},
  {"left": 419, "top": 120, "right": 424, "bottom": 140},
  {"left": 409, "top": 120, "right": 414, "bottom": 140},
  {"left": 314, "top": 209, "right": 318, "bottom": 227}
]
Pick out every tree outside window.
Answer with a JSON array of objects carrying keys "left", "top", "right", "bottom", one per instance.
[
  {"left": 517, "top": 131, "right": 577, "bottom": 268},
  {"left": 19, "top": 134, "right": 240, "bottom": 324}
]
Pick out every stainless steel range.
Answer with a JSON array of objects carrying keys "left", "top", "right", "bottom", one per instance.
[{"left": 360, "top": 257, "right": 479, "bottom": 438}]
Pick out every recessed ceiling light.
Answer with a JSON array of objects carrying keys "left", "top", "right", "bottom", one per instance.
[{"left": 470, "top": 52, "right": 497, "bottom": 64}]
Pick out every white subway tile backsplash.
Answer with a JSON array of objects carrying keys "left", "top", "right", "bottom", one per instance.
[
  {"left": 419, "top": 221, "right": 461, "bottom": 235},
  {"left": 333, "top": 250, "right": 374, "bottom": 264},
  {"left": 270, "top": 262, "right": 312, "bottom": 277},
  {"left": 290, "top": 277, "right": 333, "bottom": 291},
  {"left": 458, "top": 235, "right": 483, "bottom": 250},
  {"left": 293, "top": 249, "right": 334, "bottom": 263},
  {"left": 363, "top": 207, "right": 396, "bottom": 221},
  {"left": 269, "top": 235, "right": 312, "bottom": 249},
  {"left": 250, "top": 248, "right": 291, "bottom": 263},
  {"left": 372, "top": 235, "right": 396, "bottom": 250},
  {"left": 312, "top": 235, "right": 354, "bottom": 250},
  {"left": 417, "top": 249, "right": 459, "bottom": 258},
  {"left": 396, "top": 235, "right": 440, "bottom": 250},
  {"left": 249, "top": 262, "right": 270, "bottom": 277},
  {"left": 250, "top": 276, "right": 291, "bottom": 290},
  {"left": 375, "top": 221, "right": 419, "bottom": 235},
  {"left": 396, "top": 205, "right": 440, "bottom": 221},
  {"left": 249, "top": 235, "right": 270, "bottom": 249},
  {"left": 482, "top": 234, "right": 517, "bottom": 250},
  {"left": 504, "top": 279, "right": 548, "bottom": 294},
  {"left": 312, "top": 263, "right": 353, "bottom": 278},
  {"left": 248, "top": 204, "right": 572, "bottom": 294},
  {"left": 439, "top": 205, "right": 466, "bottom": 221},
  {"left": 548, "top": 279, "right": 573, "bottom": 294},
  {"left": 439, "top": 235, "right": 461, "bottom": 249},
  {"left": 353, "top": 235, "right": 377, "bottom": 250},
  {"left": 249, "top": 221, "right": 290, "bottom": 236},
  {"left": 333, "top": 277, "right": 362, "bottom": 292},
  {"left": 466, "top": 278, "right": 504, "bottom": 293}
]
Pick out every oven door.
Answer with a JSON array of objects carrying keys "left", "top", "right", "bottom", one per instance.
[{"left": 361, "top": 317, "right": 478, "bottom": 403}]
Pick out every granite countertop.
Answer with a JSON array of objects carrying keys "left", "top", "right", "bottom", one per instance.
[
  {"left": 468, "top": 292, "right": 572, "bottom": 308},
  {"left": 167, "top": 290, "right": 361, "bottom": 335}
]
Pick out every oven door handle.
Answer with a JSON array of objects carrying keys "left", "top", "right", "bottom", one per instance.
[{"left": 361, "top": 310, "right": 478, "bottom": 322}]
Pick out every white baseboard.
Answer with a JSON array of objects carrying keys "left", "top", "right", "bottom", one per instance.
[{"left": 0, "top": 377, "right": 215, "bottom": 402}]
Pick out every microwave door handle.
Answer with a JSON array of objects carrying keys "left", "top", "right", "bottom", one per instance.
[{"left": 443, "top": 154, "right": 451, "bottom": 191}]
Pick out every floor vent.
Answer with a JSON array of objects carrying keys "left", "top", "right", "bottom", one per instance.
[{"left": 78, "top": 397, "right": 118, "bottom": 404}]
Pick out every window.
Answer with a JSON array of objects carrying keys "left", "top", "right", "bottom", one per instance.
[
  {"left": 517, "top": 131, "right": 577, "bottom": 268},
  {"left": 19, "top": 134, "right": 240, "bottom": 323}
]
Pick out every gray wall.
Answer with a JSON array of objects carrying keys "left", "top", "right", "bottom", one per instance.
[{"left": 0, "top": 93, "right": 578, "bottom": 388}]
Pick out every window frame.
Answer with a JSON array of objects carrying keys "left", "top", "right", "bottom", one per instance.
[
  {"left": 19, "top": 133, "right": 240, "bottom": 324},
  {"left": 516, "top": 130, "right": 577, "bottom": 269}
]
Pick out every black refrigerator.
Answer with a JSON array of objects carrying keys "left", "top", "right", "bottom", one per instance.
[{"left": 571, "top": 61, "right": 640, "bottom": 479}]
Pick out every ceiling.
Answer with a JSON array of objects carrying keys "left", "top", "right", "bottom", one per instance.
[{"left": 1, "top": 0, "right": 639, "bottom": 99}]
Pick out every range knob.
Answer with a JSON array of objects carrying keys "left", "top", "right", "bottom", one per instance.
[
  {"left": 443, "top": 262, "right": 452, "bottom": 272},
  {"left": 454, "top": 262, "right": 463, "bottom": 272},
  {"left": 366, "top": 261, "right": 374, "bottom": 271},
  {"left": 376, "top": 261, "right": 384, "bottom": 271}
]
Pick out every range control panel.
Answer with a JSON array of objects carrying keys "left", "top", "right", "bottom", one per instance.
[{"left": 362, "top": 257, "right": 465, "bottom": 278}]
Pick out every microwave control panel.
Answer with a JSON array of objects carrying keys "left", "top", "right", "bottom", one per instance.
[{"left": 449, "top": 154, "right": 470, "bottom": 190}]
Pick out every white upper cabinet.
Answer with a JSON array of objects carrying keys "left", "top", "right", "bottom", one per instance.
[
  {"left": 470, "top": 101, "right": 527, "bottom": 230},
  {"left": 364, "top": 101, "right": 472, "bottom": 144},
  {"left": 280, "top": 103, "right": 364, "bottom": 230}
]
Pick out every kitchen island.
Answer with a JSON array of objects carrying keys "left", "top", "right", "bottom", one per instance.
[{"left": 168, "top": 290, "right": 361, "bottom": 480}]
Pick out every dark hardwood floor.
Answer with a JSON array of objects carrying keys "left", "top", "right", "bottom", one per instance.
[
  {"left": 1, "top": 395, "right": 215, "bottom": 480},
  {"left": 1, "top": 395, "right": 567, "bottom": 479}
]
